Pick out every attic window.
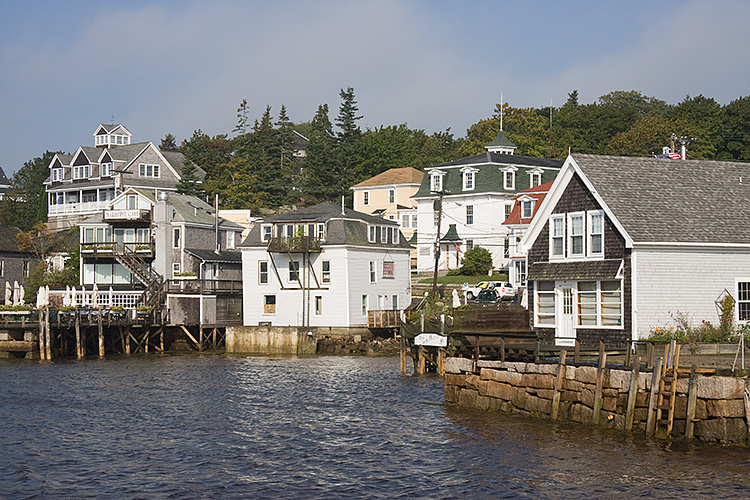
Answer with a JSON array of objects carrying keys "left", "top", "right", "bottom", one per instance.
[
  {"left": 139, "top": 164, "right": 160, "bottom": 178},
  {"left": 430, "top": 171, "right": 444, "bottom": 192},
  {"left": 522, "top": 200, "right": 533, "bottom": 218},
  {"left": 529, "top": 170, "right": 543, "bottom": 187}
]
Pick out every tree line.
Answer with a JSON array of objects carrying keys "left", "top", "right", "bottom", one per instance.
[{"left": 5, "top": 88, "right": 750, "bottom": 231}]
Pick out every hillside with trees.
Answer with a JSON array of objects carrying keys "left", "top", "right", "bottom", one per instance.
[{"left": 4, "top": 88, "right": 750, "bottom": 227}]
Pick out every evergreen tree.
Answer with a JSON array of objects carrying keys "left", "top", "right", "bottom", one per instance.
[
  {"left": 175, "top": 161, "right": 204, "bottom": 197},
  {"left": 0, "top": 151, "right": 58, "bottom": 230},
  {"left": 160, "top": 133, "right": 178, "bottom": 151},
  {"left": 234, "top": 99, "right": 250, "bottom": 135}
]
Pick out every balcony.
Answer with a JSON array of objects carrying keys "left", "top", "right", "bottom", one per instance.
[
  {"left": 266, "top": 236, "right": 322, "bottom": 253},
  {"left": 48, "top": 200, "right": 109, "bottom": 216},
  {"left": 81, "top": 242, "right": 154, "bottom": 257}
]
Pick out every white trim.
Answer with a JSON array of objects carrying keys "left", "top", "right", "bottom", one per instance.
[
  {"left": 549, "top": 214, "right": 565, "bottom": 259},
  {"left": 587, "top": 210, "right": 605, "bottom": 257}
]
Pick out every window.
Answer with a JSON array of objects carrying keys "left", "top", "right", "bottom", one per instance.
[
  {"left": 381, "top": 226, "right": 387, "bottom": 243},
  {"left": 315, "top": 296, "right": 322, "bottom": 315},
  {"left": 463, "top": 171, "right": 475, "bottom": 191},
  {"left": 369, "top": 261, "right": 376, "bottom": 283},
  {"left": 307, "top": 224, "right": 316, "bottom": 237},
  {"left": 318, "top": 223, "right": 325, "bottom": 240},
  {"left": 288, "top": 260, "right": 300, "bottom": 282},
  {"left": 387, "top": 227, "right": 394, "bottom": 244},
  {"left": 101, "top": 163, "right": 112, "bottom": 177},
  {"left": 466, "top": 205, "right": 474, "bottom": 225},
  {"left": 369, "top": 226, "right": 376, "bottom": 243},
  {"left": 466, "top": 239, "right": 474, "bottom": 250},
  {"left": 588, "top": 211, "right": 604, "bottom": 256},
  {"left": 505, "top": 203, "right": 513, "bottom": 220},
  {"left": 136, "top": 228, "right": 149, "bottom": 243},
  {"left": 172, "top": 263, "right": 180, "bottom": 277},
  {"left": 738, "top": 282, "right": 750, "bottom": 321},
  {"left": 73, "top": 165, "right": 91, "bottom": 180},
  {"left": 401, "top": 214, "right": 410, "bottom": 228},
  {"left": 388, "top": 189, "right": 395, "bottom": 204},
  {"left": 535, "top": 281, "right": 556, "bottom": 326},
  {"left": 577, "top": 281, "right": 622, "bottom": 327},
  {"left": 264, "top": 295, "right": 276, "bottom": 314},
  {"left": 322, "top": 260, "right": 330, "bottom": 284},
  {"left": 361, "top": 295, "right": 368, "bottom": 316},
  {"left": 504, "top": 238, "right": 509, "bottom": 258},
  {"left": 568, "top": 213, "right": 585, "bottom": 257},
  {"left": 411, "top": 214, "right": 417, "bottom": 228},
  {"left": 0, "top": 259, "right": 4, "bottom": 277},
  {"left": 503, "top": 169, "right": 516, "bottom": 190},
  {"left": 226, "top": 231, "right": 235, "bottom": 250},
  {"left": 286, "top": 224, "right": 294, "bottom": 238},
  {"left": 52, "top": 168, "right": 62, "bottom": 182},
  {"left": 82, "top": 191, "right": 97, "bottom": 203},
  {"left": 382, "top": 261, "right": 394, "bottom": 279},
  {"left": 551, "top": 215, "right": 565, "bottom": 257},
  {"left": 259, "top": 261, "right": 269, "bottom": 285},
  {"left": 84, "top": 227, "right": 95, "bottom": 243},
  {"left": 430, "top": 173, "right": 443, "bottom": 192},
  {"left": 127, "top": 194, "right": 137, "bottom": 210},
  {"left": 139, "top": 164, "right": 160, "bottom": 178},
  {"left": 522, "top": 200, "right": 533, "bottom": 218},
  {"left": 173, "top": 227, "right": 181, "bottom": 248},
  {"left": 261, "top": 224, "right": 272, "bottom": 242},
  {"left": 392, "top": 295, "right": 398, "bottom": 310},
  {"left": 363, "top": 191, "right": 369, "bottom": 205},
  {"left": 530, "top": 172, "right": 542, "bottom": 187}
]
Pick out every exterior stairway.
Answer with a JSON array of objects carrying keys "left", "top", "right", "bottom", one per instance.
[{"left": 113, "top": 243, "right": 166, "bottom": 308}]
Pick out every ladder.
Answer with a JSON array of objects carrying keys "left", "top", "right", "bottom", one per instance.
[{"left": 655, "top": 341, "right": 681, "bottom": 437}]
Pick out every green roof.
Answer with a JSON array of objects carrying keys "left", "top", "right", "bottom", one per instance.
[
  {"left": 440, "top": 224, "right": 461, "bottom": 242},
  {"left": 486, "top": 130, "right": 517, "bottom": 149}
]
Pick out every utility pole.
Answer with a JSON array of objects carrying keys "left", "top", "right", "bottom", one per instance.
[{"left": 431, "top": 191, "right": 445, "bottom": 296}]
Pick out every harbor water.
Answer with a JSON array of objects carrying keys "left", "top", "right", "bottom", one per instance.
[{"left": 1, "top": 355, "right": 749, "bottom": 499}]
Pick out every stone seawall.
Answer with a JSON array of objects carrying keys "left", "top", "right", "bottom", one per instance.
[{"left": 444, "top": 357, "right": 750, "bottom": 444}]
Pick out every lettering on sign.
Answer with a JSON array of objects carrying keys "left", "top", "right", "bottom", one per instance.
[
  {"left": 414, "top": 333, "right": 447, "bottom": 347},
  {"left": 105, "top": 209, "right": 142, "bottom": 220}
]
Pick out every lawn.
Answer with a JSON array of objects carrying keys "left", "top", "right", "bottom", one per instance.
[{"left": 417, "top": 272, "right": 509, "bottom": 285}]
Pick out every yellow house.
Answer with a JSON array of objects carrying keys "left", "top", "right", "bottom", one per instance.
[{"left": 351, "top": 167, "right": 423, "bottom": 268}]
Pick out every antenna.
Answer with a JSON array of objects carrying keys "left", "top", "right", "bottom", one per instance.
[
  {"left": 341, "top": 196, "right": 345, "bottom": 215},
  {"left": 110, "top": 114, "right": 115, "bottom": 124}
]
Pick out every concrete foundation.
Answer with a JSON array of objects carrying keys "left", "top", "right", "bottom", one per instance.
[{"left": 226, "top": 325, "right": 318, "bottom": 355}]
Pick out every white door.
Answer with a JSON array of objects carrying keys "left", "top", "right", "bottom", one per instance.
[{"left": 556, "top": 283, "right": 576, "bottom": 347}]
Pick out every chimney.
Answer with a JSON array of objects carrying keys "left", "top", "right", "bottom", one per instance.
[{"left": 298, "top": 197, "right": 305, "bottom": 210}]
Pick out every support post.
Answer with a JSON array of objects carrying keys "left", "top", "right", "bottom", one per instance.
[
  {"left": 75, "top": 309, "right": 83, "bottom": 359},
  {"left": 684, "top": 364, "right": 698, "bottom": 441},
  {"left": 437, "top": 348, "right": 446, "bottom": 376},
  {"left": 417, "top": 345, "right": 426, "bottom": 375},
  {"left": 399, "top": 336, "right": 407, "bottom": 375},
  {"left": 551, "top": 350, "right": 567, "bottom": 420},
  {"left": 44, "top": 308, "right": 51, "bottom": 359},
  {"left": 125, "top": 326, "right": 131, "bottom": 354},
  {"left": 98, "top": 309, "right": 104, "bottom": 358},
  {"left": 646, "top": 357, "right": 663, "bottom": 436},
  {"left": 160, "top": 328, "right": 165, "bottom": 352},
  {"left": 574, "top": 340, "right": 580, "bottom": 364},
  {"left": 199, "top": 325, "right": 204, "bottom": 352},
  {"left": 593, "top": 351, "right": 607, "bottom": 425},
  {"left": 625, "top": 355, "right": 641, "bottom": 432},
  {"left": 38, "top": 309, "right": 46, "bottom": 360}
]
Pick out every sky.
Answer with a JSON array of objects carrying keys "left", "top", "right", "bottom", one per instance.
[{"left": 1, "top": 0, "right": 749, "bottom": 175}]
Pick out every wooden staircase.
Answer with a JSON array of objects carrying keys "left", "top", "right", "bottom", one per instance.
[{"left": 112, "top": 243, "right": 166, "bottom": 309}]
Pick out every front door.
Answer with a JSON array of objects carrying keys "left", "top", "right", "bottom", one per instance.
[{"left": 556, "top": 283, "right": 576, "bottom": 347}]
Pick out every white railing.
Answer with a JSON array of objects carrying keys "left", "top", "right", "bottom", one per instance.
[
  {"left": 48, "top": 201, "right": 109, "bottom": 215},
  {"left": 48, "top": 288, "right": 142, "bottom": 309}
]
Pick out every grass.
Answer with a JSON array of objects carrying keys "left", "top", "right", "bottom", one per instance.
[{"left": 417, "top": 272, "right": 509, "bottom": 284}]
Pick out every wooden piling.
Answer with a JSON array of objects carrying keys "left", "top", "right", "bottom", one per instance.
[
  {"left": 437, "top": 348, "right": 446, "bottom": 376},
  {"left": 75, "top": 310, "right": 83, "bottom": 359},
  {"left": 551, "top": 350, "right": 567, "bottom": 420},
  {"left": 160, "top": 327, "right": 165, "bottom": 352},
  {"left": 38, "top": 309, "right": 46, "bottom": 360},
  {"left": 574, "top": 340, "right": 580, "bottom": 364},
  {"left": 399, "top": 336, "right": 407, "bottom": 375},
  {"left": 44, "top": 308, "right": 51, "bottom": 359},
  {"left": 625, "top": 355, "right": 641, "bottom": 432},
  {"left": 592, "top": 349, "right": 607, "bottom": 425},
  {"left": 199, "top": 325, "right": 204, "bottom": 352},
  {"left": 684, "top": 364, "right": 698, "bottom": 441},
  {"left": 417, "top": 346, "right": 426, "bottom": 375},
  {"left": 98, "top": 309, "right": 105, "bottom": 358},
  {"left": 125, "top": 326, "right": 131, "bottom": 354}
]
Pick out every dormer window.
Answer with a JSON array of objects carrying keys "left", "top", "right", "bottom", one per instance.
[
  {"left": 261, "top": 224, "right": 272, "bottom": 242},
  {"left": 522, "top": 200, "right": 533, "bottom": 218},
  {"left": 461, "top": 167, "right": 477, "bottom": 191},
  {"left": 529, "top": 169, "right": 543, "bottom": 187},
  {"left": 52, "top": 168, "right": 63, "bottom": 182},
  {"left": 430, "top": 170, "right": 445, "bottom": 193},
  {"left": 73, "top": 165, "right": 90, "bottom": 180},
  {"left": 502, "top": 166, "right": 517, "bottom": 190},
  {"left": 101, "top": 162, "right": 112, "bottom": 177}
]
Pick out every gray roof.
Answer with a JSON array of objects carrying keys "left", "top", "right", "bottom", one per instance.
[
  {"left": 240, "top": 202, "right": 410, "bottom": 249},
  {"left": 528, "top": 259, "right": 622, "bottom": 281},
  {"left": 573, "top": 154, "right": 750, "bottom": 244},
  {"left": 185, "top": 249, "right": 242, "bottom": 263}
]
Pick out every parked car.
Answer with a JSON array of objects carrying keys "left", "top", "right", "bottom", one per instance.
[
  {"left": 463, "top": 281, "right": 515, "bottom": 301},
  {"left": 474, "top": 289, "right": 501, "bottom": 303}
]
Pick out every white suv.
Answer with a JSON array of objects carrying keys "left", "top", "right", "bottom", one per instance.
[{"left": 463, "top": 281, "right": 515, "bottom": 300}]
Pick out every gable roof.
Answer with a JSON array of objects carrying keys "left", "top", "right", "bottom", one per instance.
[
  {"left": 351, "top": 167, "right": 424, "bottom": 188},
  {"left": 523, "top": 154, "right": 750, "bottom": 250}
]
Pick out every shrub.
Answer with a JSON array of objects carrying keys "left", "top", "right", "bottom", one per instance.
[{"left": 455, "top": 246, "right": 493, "bottom": 276}]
